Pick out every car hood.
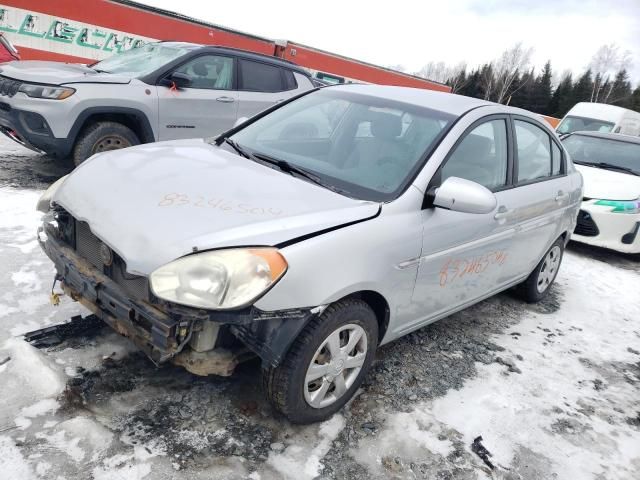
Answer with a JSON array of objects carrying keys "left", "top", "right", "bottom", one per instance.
[
  {"left": 0, "top": 61, "right": 131, "bottom": 85},
  {"left": 53, "top": 139, "right": 380, "bottom": 275},
  {"left": 575, "top": 164, "right": 640, "bottom": 201}
]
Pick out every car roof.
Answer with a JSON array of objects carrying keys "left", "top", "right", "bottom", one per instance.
[
  {"left": 326, "top": 84, "right": 536, "bottom": 118},
  {"left": 564, "top": 131, "right": 640, "bottom": 145},
  {"left": 152, "top": 41, "right": 309, "bottom": 76}
]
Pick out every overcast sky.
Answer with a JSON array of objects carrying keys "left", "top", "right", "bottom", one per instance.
[{"left": 139, "top": 0, "right": 640, "bottom": 84}]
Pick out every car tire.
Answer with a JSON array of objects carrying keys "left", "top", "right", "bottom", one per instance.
[
  {"left": 72, "top": 121, "right": 140, "bottom": 166},
  {"left": 516, "top": 237, "right": 565, "bottom": 303},
  {"left": 263, "top": 298, "right": 378, "bottom": 424}
]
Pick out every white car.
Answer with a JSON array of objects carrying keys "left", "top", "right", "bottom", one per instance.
[
  {"left": 557, "top": 102, "right": 640, "bottom": 137},
  {"left": 562, "top": 131, "right": 640, "bottom": 253}
]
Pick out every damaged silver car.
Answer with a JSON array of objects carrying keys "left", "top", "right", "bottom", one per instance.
[{"left": 37, "top": 85, "right": 582, "bottom": 423}]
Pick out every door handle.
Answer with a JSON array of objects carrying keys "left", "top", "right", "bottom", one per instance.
[
  {"left": 216, "top": 96, "right": 235, "bottom": 103},
  {"left": 555, "top": 191, "right": 569, "bottom": 202},
  {"left": 494, "top": 205, "right": 511, "bottom": 221}
]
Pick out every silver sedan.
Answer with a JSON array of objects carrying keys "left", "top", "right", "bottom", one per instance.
[{"left": 38, "top": 85, "right": 583, "bottom": 423}]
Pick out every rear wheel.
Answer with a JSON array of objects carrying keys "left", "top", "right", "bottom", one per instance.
[
  {"left": 72, "top": 121, "right": 139, "bottom": 166},
  {"left": 263, "top": 299, "right": 378, "bottom": 424},
  {"left": 516, "top": 237, "right": 564, "bottom": 302}
]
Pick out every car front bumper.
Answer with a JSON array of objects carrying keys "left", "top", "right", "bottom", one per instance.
[
  {"left": 0, "top": 98, "right": 72, "bottom": 157},
  {"left": 38, "top": 214, "right": 315, "bottom": 368},
  {"left": 573, "top": 200, "right": 640, "bottom": 254}
]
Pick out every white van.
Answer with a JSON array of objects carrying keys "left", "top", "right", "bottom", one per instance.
[{"left": 557, "top": 102, "right": 640, "bottom": 136}]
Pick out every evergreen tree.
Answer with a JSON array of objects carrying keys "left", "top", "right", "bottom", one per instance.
[
  {"left": 607, "top": 69, "right": 633, "bottom": 107},
  {"left": 572, "top": 69, "right": 594, "bottom": 104},
  {"left": 533, "top": 61, "right": 553, "bottom": 115},
  {"left": 631, "top": 86, "right": 640, "bottom": 113},
  {"left": 548, "top": 73, "right": 573, "bottom": 117}
]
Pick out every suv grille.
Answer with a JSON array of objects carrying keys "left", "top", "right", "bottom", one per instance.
[
  {"left": 0, "top": 76, "right": 22, "bottom": 97},
  {"left": 575, "top": 210, "right": 599, "bottom": 237}
]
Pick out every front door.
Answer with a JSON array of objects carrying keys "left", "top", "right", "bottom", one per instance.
[
  {"left": 158, "top": 54, "right": 238, "bottom": 140},
  {"left": 404, "top": 117, "right": 517, "bottom": 336}
]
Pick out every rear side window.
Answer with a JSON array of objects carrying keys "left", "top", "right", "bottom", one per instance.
[
  {"left": 440, "top": 119, "right": 509, "bottom": 191},
  {"left": 515, "top": 120, "right": 552, "bottom": 183},
  {"left": 239, "top": 59, "right": 285, "bottom": 92}
]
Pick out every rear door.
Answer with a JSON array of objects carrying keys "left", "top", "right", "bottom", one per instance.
[
  {"left": 158, "top": 54, "right": 238, "bottom": 140},
  {"left": 503, "top": 117, "right": 572, "bottom": 275},
  {"left": 237, "top": 59, "right": 297, "bottom": 119}
]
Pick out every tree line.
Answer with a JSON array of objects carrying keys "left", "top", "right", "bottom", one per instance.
[{"left": 413, "top": 43, "right": 640, "bottom": 119}]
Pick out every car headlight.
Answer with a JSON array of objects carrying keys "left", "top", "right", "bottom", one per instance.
[
  {"left": 594, "top": 199, "right": 640, "bottom": 214},
  {"left": 36, "top": 175, "right": 68, "bottom": 213},
  {"left": 150, "top": 248, "right": 288, "bottom": 310},
  {"left": 19, "top": 83, "right": 75, "bottom": 100}
]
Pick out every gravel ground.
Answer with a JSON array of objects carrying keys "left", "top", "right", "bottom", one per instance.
[{"left": 0, "top": 137, "right": 638, "bottom": 479}]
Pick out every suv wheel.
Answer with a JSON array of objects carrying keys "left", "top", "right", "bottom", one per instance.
[
  {"left": 73, "top": 121, "right": 140, "bottom": 166},
  {"left": 263, "top": 299, "right": 378, "bottom": 424},
  {"left": 516, "top": 237, "right": 564, "bottom": 303}
]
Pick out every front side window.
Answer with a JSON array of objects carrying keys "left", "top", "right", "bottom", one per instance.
[
  {"left": 557, "top": 115, "right": 615, "bottom": 134},
  {"left": 173, "top": 55, "right": 234, "bottom": 90},
  {"left": 239, "top": 60, "right": 284, "bottom": 92},
  {"left": 228, "top": 89, "right": 455, "bottom": 201},
  {"left": 440, "top": 119, "right": 508, "bottom": 191},
  {"left": 91, "top": 43, "right": 190, "bottom": 77},
  {"left": 515, "top": 120, "right": 552, "bottom": 183}
]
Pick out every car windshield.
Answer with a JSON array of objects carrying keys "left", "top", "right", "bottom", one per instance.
[
  {"left": 557, "top": 115, "right": 615, "bottom": 134},
  {"left": 228, "top": 89, "right": 455, "bottom": 201},
  {"left": 90, "top": 43, "right": 189, "bottom": 76},
  {"left": 562, "top": 134, "right": 640, "bottom": 175}
]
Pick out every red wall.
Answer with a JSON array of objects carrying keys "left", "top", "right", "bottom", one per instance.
[{"left": 6, "top": 0, "right": 450, "bottom": 92}]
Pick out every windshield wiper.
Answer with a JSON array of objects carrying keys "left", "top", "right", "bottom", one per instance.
[
  {"left": 588, "top": 162, "right": 640, "bottom": 177},
  {"left": 251, "top": 152, "right": 344, "bottom": 193}
]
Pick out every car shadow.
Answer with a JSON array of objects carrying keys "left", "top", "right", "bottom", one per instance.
[{"left": 567, "top": 241, "right": 640, "bottom": 273}]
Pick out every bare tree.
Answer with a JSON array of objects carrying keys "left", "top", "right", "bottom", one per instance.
[
  {"left": 589, "top": 43, "right": 632, "bottom": 103},
  {"left": 415, "top": 61, "right": 467, "bottom": 90},
  {"left": 490, "top": 42, "right": 534, "bottom": 103}
]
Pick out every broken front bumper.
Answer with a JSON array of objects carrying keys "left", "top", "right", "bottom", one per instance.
[{"left": 38, "top": 218, "right": 315, "bottom": 369}]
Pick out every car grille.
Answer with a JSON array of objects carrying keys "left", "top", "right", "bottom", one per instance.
[
  {"left": 58, "top": 214, "right": 150, "bottom": 300},
  {"left": 575, "top": 210, "right": 599, "bottom": 237},
  {"left": 0, "top": 76, "right": 22, "bottom": 97}
]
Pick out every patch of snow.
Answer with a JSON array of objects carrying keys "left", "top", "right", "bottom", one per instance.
[
  {"left": 0, "top": 339, "right": 66, "bottom": 425},
  {"left": 267, "top": 414, "right": 345, "bottom": 480},
  {"left": 376, "top": 252, "right": 640, "bottom": 479},
  {"left": 0, "top": 436, "right": 37, "bottom": 479},
  {"left": 14, "top": 398, "right": 59, "bottom": 430},
  {"left": 353, "top": 409, "right": 454, "bottom": 474}
]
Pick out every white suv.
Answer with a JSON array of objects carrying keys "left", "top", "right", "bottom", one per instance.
[{"left": 0, "top": 41, "right": 314, "bottom": 164}]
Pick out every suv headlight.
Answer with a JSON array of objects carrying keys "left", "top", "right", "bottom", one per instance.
[
  {"left": 19, "top": 83, "right": 75, "bottom": 100},
  {"left": 36, "top": 175, "right": 68, "bottom": 213},
  {"left": 595, "top": 199, "right": 640, "bottom": 214},
  {"left": 150, "top": 248, "right": 288, "bottom": 310}
]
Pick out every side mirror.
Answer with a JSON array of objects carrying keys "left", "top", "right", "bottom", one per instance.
[
  {"left": 432, "top": 177, "right": 497, "bottom": 214},
  {"left": 162, "top": 72, "right": 191, "bottom": 89},
  {"left": 233, "top": 116, "right": 249, "bottom": 128}
]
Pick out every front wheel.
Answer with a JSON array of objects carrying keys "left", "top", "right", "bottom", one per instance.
[
  {"left": 516, "top": 237, "right": 565, "bottom": 303},
  {"left": 263, "top": 299, "right": 378, "bottom": 424},
  {"left": 72, "top": 121, "right": 140, "bottom": 166}
]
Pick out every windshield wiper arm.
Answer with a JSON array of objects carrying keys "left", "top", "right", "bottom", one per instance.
[
  {"left": 592, "top": 162, "right": 640, "bottom": 176},
  {"left": 251, "top": 152, "right": 343, "bottom": 193},
  {"left": 223, "top": 138, "right": 252, "bottom": 159}
]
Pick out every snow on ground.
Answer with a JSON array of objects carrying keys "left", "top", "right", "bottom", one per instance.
[{"left": 0, "top": 137, "right": 638, "bottom": 479}]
